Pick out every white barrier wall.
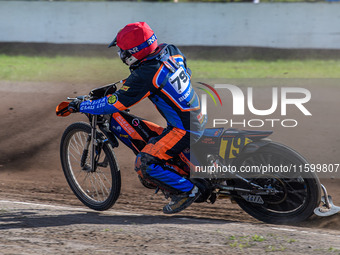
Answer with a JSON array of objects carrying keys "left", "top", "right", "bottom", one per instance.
[{"left": 1, "top": 1, "right": 340, "bottom": 49}]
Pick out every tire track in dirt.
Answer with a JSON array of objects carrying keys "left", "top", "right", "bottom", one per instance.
[{"left": 0, "top": 199, "right": 340, "bottom": 255}]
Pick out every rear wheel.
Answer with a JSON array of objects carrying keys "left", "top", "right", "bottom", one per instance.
[
  {"left": 233, "top": 142, "right": 320, "bottom": 224},
  {"left": 60, "top": 122, "right": 121, "bottom": 211}
]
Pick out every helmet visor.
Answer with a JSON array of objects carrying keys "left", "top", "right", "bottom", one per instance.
[
  {"left": 108, "top": 36, "right": 117, "bottom": 48},
  {"left": 117, "top": 48, "right": 130, "bottom": 60}
]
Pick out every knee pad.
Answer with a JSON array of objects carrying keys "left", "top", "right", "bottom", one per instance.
[
  {"left": 137, "top": 153, "right": 193, "bottom": 194},
  {"left": 135, "top": 153, "right": 160, "bottom": 189},
  {"left": 135, "top": 152, "right": 162, "bottom": 177},
  {"left": 139, "top": 153, "right": 162, "bottom": 177}
]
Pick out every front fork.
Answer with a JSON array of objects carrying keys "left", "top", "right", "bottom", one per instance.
[
  {"left": 80, "top": 115, "right": 102, "bottom": 172},
  {"left": 90, "top": 115, "right": 98, "bottom": 172}
]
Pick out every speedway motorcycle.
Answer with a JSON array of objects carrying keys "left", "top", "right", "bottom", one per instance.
[{"left": 56, "top": 82, "right": 340, "bottom": 224}]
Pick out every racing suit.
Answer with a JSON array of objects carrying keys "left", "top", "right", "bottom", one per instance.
[{"left": 79, "top": 44, "right": 206, "bottom": 194}]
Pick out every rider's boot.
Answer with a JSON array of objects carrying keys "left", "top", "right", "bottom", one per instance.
[{"left": 163, "top": 186, "right": 200, "bottom": 214}]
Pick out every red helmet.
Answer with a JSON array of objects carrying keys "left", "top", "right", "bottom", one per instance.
[{"left": 109, "top": 22, "right": 158, "bottom": 66}]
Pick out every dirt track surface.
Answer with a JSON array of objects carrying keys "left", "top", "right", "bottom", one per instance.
[
  {"left": 1, "top": 200, "right": 340, "bottom": 255},
  {"left": 1, "top": 80, "right": 340, "bottom": 254}
]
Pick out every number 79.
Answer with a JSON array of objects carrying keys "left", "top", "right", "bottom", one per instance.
[{"left": 170, "top": 70, "right": 188, "bottom": 91}]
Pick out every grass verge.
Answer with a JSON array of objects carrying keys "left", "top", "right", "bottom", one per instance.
[{"left": 1, "top": 55, "right": 340, "bottom": 84}]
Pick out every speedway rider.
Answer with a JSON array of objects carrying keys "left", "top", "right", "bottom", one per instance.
[{"left": 69, "top": 22, "right": 206, "bottom": 214}]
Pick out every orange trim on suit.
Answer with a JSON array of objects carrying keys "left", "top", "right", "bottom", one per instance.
[{"left": 142, "top": 127, "right": 186, "bottom": 161}]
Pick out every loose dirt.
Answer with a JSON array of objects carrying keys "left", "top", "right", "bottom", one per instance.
[{"left": 0, "top": 81, "right": 339, "bottom": 254}]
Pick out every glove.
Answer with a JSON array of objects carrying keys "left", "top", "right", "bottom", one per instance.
[{"left": 68, "top": 98, "right": 82, "bottom": 113}]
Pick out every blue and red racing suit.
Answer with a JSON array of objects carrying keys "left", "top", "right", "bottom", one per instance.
[{"left": 79, "top": 44, "right": 206, "bottom": 194}]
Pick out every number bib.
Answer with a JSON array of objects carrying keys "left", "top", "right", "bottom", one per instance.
[
  {"left": 152, "top": 55, "right": 200, "bottom": 112},
  {"left": 169, "top": 67, "right": 190, "bottom": 94}
]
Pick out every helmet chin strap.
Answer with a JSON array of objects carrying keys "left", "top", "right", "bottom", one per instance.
[
  {"left": 117, "top": 48, "right": 139, "bottom": 66},
  {"left": 125, "top": 55, "right": 138, "bottom": 66}
]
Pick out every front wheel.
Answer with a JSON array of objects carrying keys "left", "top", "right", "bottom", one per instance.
[
  {"left": 232, "top": 142, "right": 321, "bottom": 224},
  {"left": 60, "top": 122, "right": 121, "bottom": 211}
]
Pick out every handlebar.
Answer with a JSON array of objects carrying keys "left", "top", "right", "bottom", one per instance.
[
  {"left": 90, "top": 82, "right": 120, "bottom": 100},
  {"left": 67, "top": 95, "right": 89, "bottom": 101},
  {"left": 68, "top": 80, "right": 125, "bottom": 102}
]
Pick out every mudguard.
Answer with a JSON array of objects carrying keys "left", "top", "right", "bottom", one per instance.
[{"left": 240, "top": 140, "right": 272, "bottom": 155}]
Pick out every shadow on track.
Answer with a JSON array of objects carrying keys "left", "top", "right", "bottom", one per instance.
[{"left": 0, "top": 209, "right": 250, "bottom": 230}]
